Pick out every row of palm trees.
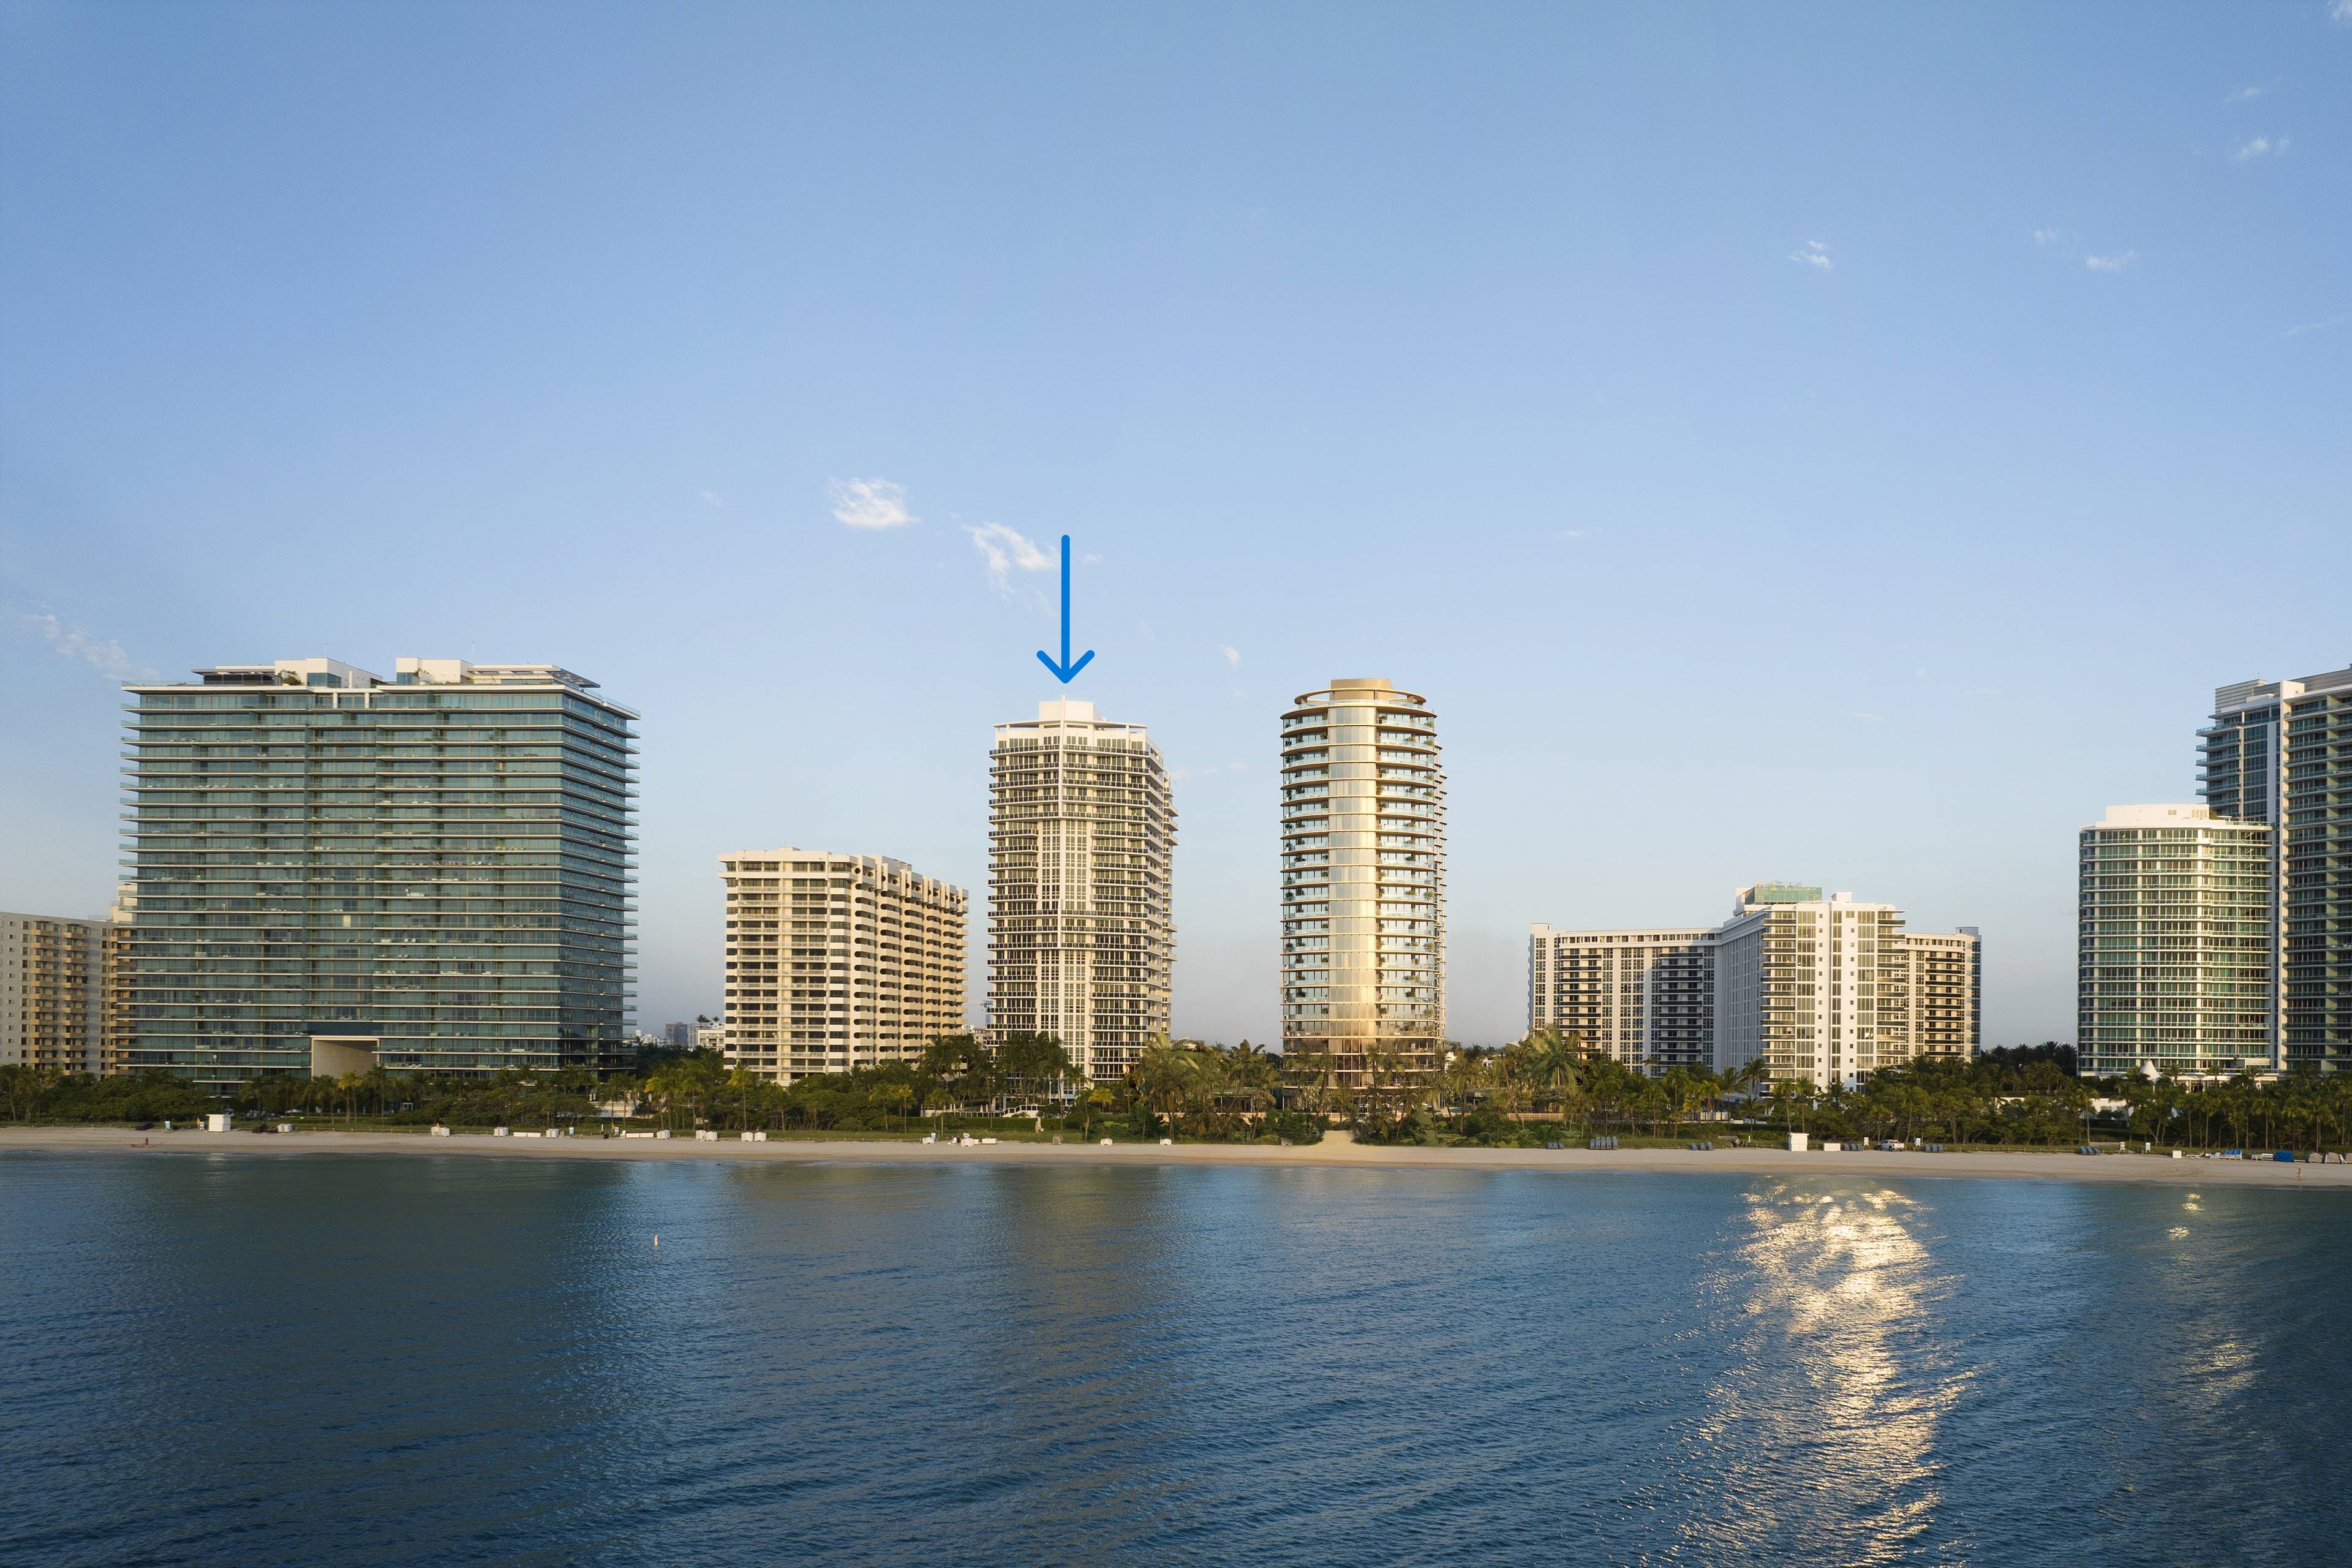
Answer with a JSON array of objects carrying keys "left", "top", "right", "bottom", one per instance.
[
  {"left": 17, "top": 1027, "right": 2351, "bottom": 1153},
  {"left": 1276, "top": 1028, "right": 1773, "bottom": 1139}
]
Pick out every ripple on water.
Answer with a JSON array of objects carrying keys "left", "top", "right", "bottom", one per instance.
[{"left": 0, "top": 1156, "right": 2348, "bottom": 1567}]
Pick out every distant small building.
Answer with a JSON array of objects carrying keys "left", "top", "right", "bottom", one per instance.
[{"left": 665, "top": 1021, "right": 693, "bottom": 1051}]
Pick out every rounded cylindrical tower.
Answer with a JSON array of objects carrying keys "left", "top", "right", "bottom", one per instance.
[{"left": 1279, "top": 677, "right": 1445, "bottom": 1095}]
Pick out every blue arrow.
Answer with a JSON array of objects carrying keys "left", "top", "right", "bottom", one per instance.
[{"left": 1035, "top": 534, "right": 1095, "bottom": 684}]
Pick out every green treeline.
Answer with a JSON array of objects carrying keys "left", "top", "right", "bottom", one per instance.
[{"left": 6, "top": 1031, "right": 2350, "bottom": 1153}]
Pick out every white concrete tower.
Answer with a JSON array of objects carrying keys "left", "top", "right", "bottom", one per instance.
[{"left": 988, "top": 700, "right": 1176, "bottom": 1085}]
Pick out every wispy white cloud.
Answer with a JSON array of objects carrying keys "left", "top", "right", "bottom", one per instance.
[
  {"left": 964, "top": 522, "right": 1052, "bottom": 593},
  {"left": 698, "top": 489, "right": 726, "bottom": 508},
  {"left": 828, "top": 477, "right": 919, "bottom": 530},
  {"left": 17, "top": 611, "right": 146, "bottom": 679},
  {"left": 1227, "top": 761, "right": 1248, "bottom": 772},
  {"left": 2085, "top": 249, "right": 2138, "bottom": 272},
  {"left": 2335, "top": 0, "right": 2352, "bottom": 24},
  {"left": 1557, "top": 527, "right": 1604, "bottom": 540},
  {"left": 1217, "top": 644, "right": 1241, "bottom": 668},
  {"left": 2032, "top": 227, "right": 2065, "bottom": 246},
  {"left": 2225, "top": 84, "right": 2264, "bottom": 102},
  {"left": 2234, "top": 135, "right": 2290, "bottom": 160},
  {"left": 1082, "top": 552, "right": 1102, "bottom": 565},
  {"left": 1845, "top": 710, "right": 1884, "bottom": 723},
  {"left": 2272, "top": 312, "right": 2348, "bottom": 339},
  {"left": 1789, "top": 239, "right": 1833, "bottom": 271}
]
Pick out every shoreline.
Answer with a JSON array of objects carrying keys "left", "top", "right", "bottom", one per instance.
[{"left": 4, "top": 1126, "right": 2348, "bottom": 1189}]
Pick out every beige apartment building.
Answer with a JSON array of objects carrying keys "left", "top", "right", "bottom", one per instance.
[
  {"left": 1280, "top": 677, "right": 1446, "bottom": 1092},
  {"left": 1529, "top": 884, "right": 1981, "bottom": 1087},
  {"left": 1901, "top": 930, "right": 1983, "bottom": 1062},
  {"left": 718, "top": 848, "right": 968, "bottom": 1083},
  {"left": 2, "top": 911, "right": 105, "bottom": 1074},
  {"left": 989, "top": 699, "right": 1176, "bottom": 1087}
]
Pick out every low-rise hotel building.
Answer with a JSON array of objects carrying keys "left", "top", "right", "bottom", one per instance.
[{"left": 718, "top": 848, "right": 968, "bottom": 1082}]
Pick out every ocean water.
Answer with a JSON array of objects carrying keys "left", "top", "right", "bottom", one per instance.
[{"left": 1, "top": 1155, "right": 2346, "bottom": 1567}]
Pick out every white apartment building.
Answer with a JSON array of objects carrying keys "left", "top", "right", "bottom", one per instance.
[
  {"left": 2, "top": 911, "right": 106, "bottom": 1074},
  {"left": 1281, "top": 679, "right": 1446, "bottom": 1091},
  {"left": 1529, "top": 883, "right": 1981, "bottom": 1087},
  {"left": 718, "top": 848, "right": 968, "bottom": 1083},
  {"left": 2077, "top": 804, "right": 2272, "bottom": 1080},
  {"left": 1528, "top": 925, "right": 1714, "bottom": 1072},
  {"left": 989, "top": 701, "right": 1175, "bottom": 1086},
  {"left": 1716, "top": 886, "right": 1908, "bottom": 1089}
]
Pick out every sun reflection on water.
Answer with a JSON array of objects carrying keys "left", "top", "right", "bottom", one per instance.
[{"left": 1695, "top": 1183, "right": 1968, "bottom": 1564}]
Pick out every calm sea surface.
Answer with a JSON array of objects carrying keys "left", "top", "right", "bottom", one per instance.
[{"left": 1, "top": 1154, "right": 2347, "bottom": 1567}]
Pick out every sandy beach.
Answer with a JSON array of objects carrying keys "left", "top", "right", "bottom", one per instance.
[{"left": 4, "top": 1125, "right": 2348, "bottom": 1189}]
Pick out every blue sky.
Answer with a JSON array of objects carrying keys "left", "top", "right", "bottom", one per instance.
[{"left": 4, "top": 2, "right": 2347, "bottom": 1049}]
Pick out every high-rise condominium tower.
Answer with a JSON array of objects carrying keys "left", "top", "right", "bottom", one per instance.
[
  {"left": 989, "top": 700, "right": 1175, "bottom": 1086},
  {"left": 120, "top": 657, "right": 636, "bottom": 1086},
  {"left": 1280, "top": 678, "right": 1445, "bottom": 1091},
  {"left": 718, "top": 847, "right": 968, "bottom": 1083},
  {"left": 1, "top": 911, "right": 105, "bottom": 1074},
  {"left": 2199, "top": 665, "right": 2352, "bottom": 1069},
  {"left": 2078, "top": 805, "right": 2273, "bottom": 1079}
]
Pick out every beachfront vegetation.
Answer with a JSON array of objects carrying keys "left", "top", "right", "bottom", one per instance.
[
  {"left": 1335, "top": 1035, "right": 2352, "bottom": 1153},
  {"left": 6, "top": 1030, "right": 2349, "bottom": 1154}
]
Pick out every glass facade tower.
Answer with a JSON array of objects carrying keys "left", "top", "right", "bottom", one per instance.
[
  {"left": 120, "top": 657, "right": 636, "bottom": 1087},
  {"left": 2199, "top": 665, "right": 2352, "bottom": 1069},
  {"left": 1280, "top": 678, "right": 1445, "bottom": 1092}
]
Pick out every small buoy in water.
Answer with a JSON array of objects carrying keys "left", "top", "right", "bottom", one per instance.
[{"left": 653, "top": 1235, "right": 660, "bottom": 1248}]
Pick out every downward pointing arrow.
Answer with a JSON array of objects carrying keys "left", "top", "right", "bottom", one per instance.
[{"left": 1036, "top": 534, "right": 1096, "bottom": 684}]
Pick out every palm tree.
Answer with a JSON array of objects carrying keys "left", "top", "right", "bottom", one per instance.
[
  {"left": 1722, "top": 1055, "right": 1770, "bottom": 1109},
  {"left": 1131, "top": 1038, "right": 1205, "bottom": 1139},
  {"left": 1222, "top": 1042, "right": 1281, "bottom": 1129},
  {"left": 1437, "top": 1047, "right": 1488, "bottom": 1120},
  {"left": 1660, "top": 1066, "right": 1698, "bottom": 1136},
  {"left": 1526, "top": 1031, "right": 1583, "bottom": 1119},
  {"left": 1768, "top": 1076, "right": 1808, "bottom": 1134}
]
